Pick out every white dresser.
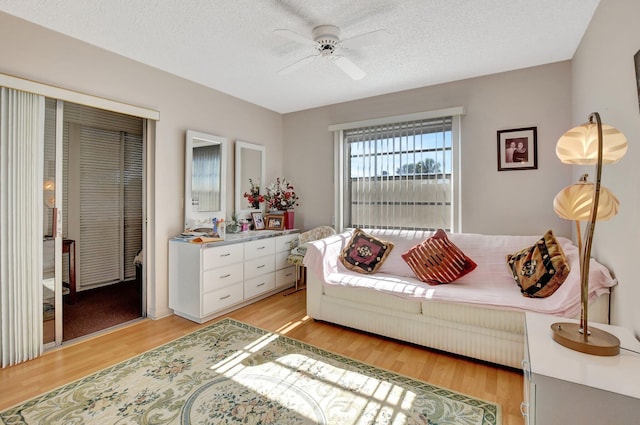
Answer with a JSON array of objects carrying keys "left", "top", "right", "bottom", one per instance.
[
  {"left": 169, "top": 230, "right": 299, "bottom": 323},
  {"left": 522, "top": 312, "right": 640, "bottom": 425}
]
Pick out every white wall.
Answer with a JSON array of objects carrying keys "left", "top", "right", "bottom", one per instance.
[
  {"left": 283, "top": 62, "right": 573, "bottom": 238},
  {"left": 0, "top": 12, "right": 284, "bottom": 319},
  {"left": 572, "top": 0, "right": 640, "bottom": 335}
]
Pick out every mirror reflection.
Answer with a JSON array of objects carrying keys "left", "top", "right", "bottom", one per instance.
[
  {"left": 235, "top": 141, "right": 266, "bottom": 217},
  {"left": 192, "top": 142, "right": 222, "bottom": 212}
]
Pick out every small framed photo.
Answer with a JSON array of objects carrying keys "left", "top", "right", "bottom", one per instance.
[
  {"left": 497, "top": 127, "right": 538, "bottom": 171},
  {"left": 251, "top": 212, "right": 265, "bottom": 230},
  {"left": 265, "top": 214, "right": 285, "bottom": 230}
]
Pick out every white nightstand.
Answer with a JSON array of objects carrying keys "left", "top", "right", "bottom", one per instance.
[{"left": 522, "top": 312, "right": 640, "bottom": 425}]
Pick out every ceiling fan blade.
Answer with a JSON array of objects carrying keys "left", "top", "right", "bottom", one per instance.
[
  {"left": 274, "top": 29, "right": 316, "bottom": 46},
  {"left": 278, "top": 54, "right": 318, "bottom": 75},
  {"left": 334, "top": 55, "right": 366, "bottom": 80},
  {"left": 341, "top": 29, "right": 389, "bottom": 49}
]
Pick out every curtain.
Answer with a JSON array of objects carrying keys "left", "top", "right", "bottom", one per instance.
[{"left": 0, "top": 87, "right": 44, "bottom": 367}]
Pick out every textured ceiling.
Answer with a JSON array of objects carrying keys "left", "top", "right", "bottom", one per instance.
[{"left": 0, "top": 0, "right": 599, "bottom": 113}]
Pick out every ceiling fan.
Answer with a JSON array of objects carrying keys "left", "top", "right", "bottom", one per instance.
[{"left": 274, "top": 25, "right": 387, "bottom": 80}]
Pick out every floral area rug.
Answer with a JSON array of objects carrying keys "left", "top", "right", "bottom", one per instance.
[{"left": 0, "top": 318, "right": 500, "bottom": 424}]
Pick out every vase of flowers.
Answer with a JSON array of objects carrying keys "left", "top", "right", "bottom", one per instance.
[
  {"left": 243, "top": 179, "right": 264, "bottom": 209},
  {"left": 264, "top": 177, "right": 299, "bottom": 229}
]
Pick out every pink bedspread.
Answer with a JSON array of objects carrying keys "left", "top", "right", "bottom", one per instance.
[{"left": 304, "top": 230, "right": 617, "bottom": 318}]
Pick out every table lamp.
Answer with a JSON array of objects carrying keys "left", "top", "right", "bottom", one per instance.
[{"left": 551, "top": 112, "right": 627, "bottom": 356}]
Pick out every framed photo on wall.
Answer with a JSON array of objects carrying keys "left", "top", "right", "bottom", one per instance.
[
  {"left": 251, "top": 212, "right": 265, "bottom": 230},
  {"left": 265, "top": 214, "right": 285, "bottom": 230},
  {"left": 497, "top": 126, "right": 538, "bottom": 171}
]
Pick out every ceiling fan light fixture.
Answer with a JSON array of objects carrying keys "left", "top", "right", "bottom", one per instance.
[{"left": 312, "top": 25, "right": 340, "bottom": 56}]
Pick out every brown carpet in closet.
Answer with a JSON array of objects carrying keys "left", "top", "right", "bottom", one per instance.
[{"left": 63, "top": 280, "right": 142, "bottom": 341}]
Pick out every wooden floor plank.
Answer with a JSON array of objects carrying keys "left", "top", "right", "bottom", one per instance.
[{"left": 0, "top": 290, "right": 524, "bottom": 424}]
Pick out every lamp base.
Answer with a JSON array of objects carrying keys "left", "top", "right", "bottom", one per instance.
[{"left": 551, "top": 322, "right": 620, "bottom": 356}]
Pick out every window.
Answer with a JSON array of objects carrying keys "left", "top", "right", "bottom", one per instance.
[{"left": 332, "top": 108, "right": 463, "bottom": 231}]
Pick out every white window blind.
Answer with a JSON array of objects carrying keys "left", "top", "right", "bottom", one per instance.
[
  {"left": 0, "top": 87, "right": 45, "bottom": 366},
  {"left": 336, "top": 110, "right": 462, "bottom": 231},
  {"left": 80, "top": 127, "right": 123, "bottom": 286}
]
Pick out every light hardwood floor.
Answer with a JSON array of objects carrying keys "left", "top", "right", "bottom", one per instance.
[{"left": 0, "top": 290, "right": 524, "bottom": 424}]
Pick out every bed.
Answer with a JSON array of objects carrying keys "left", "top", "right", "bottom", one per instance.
[{"left": 304, "top": 229, "right": 616, "bottom": 368}]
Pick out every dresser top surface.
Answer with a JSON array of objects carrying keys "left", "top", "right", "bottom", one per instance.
[
  {"left": 171, "top": 229, "right": 299, "bottom": 248},
  {"left": 526, "top": 312, "right": 640, "bottom": 399}
]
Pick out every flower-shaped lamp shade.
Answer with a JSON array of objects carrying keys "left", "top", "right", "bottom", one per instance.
[
  {"left": 556, "top": 122, "right": 628, "bottom": 165},
  {"left": 553, "top": 180, "right": 619, "bottom": 222}
]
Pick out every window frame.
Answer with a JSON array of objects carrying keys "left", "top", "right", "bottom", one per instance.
[{"left": 330, "top": 107, "right": 464, "bottom": 232}]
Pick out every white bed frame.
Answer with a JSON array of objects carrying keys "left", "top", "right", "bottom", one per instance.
[{"left": 306, "top": 272, "right": 610, "bottom": 369}]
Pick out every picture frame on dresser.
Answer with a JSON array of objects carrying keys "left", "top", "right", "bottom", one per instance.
[
  {"left": 265, "top": 214, "right": 285, "bottom": 230},
  {"left": 251, "top": 212, "right": 265, "bottom": 230}
]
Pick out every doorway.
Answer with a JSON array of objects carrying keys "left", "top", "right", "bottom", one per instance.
[{"left": 43, "top": 100, "right": 145, "bottom": 343}]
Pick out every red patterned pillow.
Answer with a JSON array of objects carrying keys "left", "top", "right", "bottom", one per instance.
[
  {"left": 402, "top": 229, "right": 477, "bottom": 284},
  {"left": 339, "top": 229, "right": 394, "bottom": 274}
]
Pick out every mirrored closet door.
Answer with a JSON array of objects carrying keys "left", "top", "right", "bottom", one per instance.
[{"left": 42, "top": 98, "right": 63, "bottom": 346}]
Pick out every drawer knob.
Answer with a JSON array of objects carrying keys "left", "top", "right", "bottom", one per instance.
[
  {"left": 220, "top": 253, "right": 231, "bottom": 257},
  {"left": 257, "top": 282, "right": 265, "bottom": 287},
  {"left": 220, "top": 273, "right": 231, "bottom": 279},
  {"left": 257, "top": 264, "right": 265, "bottom": 269},
  {"left": 257, "top": 246, "right": 265, "bottom": 250},
  {"left": 219, "top": 294, "right": 231, "bottom": 300}
]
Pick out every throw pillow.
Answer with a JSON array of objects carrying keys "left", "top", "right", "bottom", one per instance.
[
  {"left": 506, "top": 229, "right": 570, "bottom": 298},
  {"left": 401, "top": 229, "right": 477, "bottom": 284},
  {"left": 339, "top": 229, "right": 394, "bottom": 274}
]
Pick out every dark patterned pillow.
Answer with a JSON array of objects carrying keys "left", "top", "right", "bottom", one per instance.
[
  {"left": 401, "top": 229, "right": 477, "bottom": 284},
  {"left": 339, "top": 229, "right": 394, "bottom": 274},
  {"left": 506, "top": 229, "right": 571, "bottom": 298}
]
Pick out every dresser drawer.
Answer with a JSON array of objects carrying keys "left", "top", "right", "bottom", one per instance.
[
  {"left": 202, "top": 243, "right": 244, "bottom": 270},
  {"left": 275, "top": 251, "right": 291, "bottom": 270},
  {"left": 276, "top": 233, "right": 298, "bottom": 252},
  {"left": 203, "top": 263, "right": 244, "bottom": 293},
  {"left": 202, "top": 283, "right": 243, "bottom": 315},
  {"left": 244, "top": 238, "right": 275, "bottom": 260},
  {"left": 244, "top": 273, "right": 275, "bottom": 299},
  {"left": 276, "top": 266, "right": 296, "bottom": 288},
  {"left": 244, "top": 255, "right": 275, "bottom": 280}
]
